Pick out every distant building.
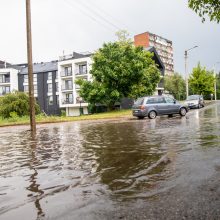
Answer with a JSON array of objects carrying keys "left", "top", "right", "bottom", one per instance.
[
  {"left": 58, "top": 52, "right": 92, "bottom": 116},
  {"left": 134, "top": 32, "right": 174, "bottom": 75},
  {"left": 0, "top": 61, "right": 20, "bottom": 96},
  {"left": 18, "top": 61, "right": 60, "bottom": 115}
]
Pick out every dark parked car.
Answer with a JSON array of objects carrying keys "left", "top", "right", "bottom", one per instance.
[
  {"left": 132, "top": 96, "right": 189, "bottom": 119},
  {"left": 185, "top": 95, "right": 205, "bottom": 109}
]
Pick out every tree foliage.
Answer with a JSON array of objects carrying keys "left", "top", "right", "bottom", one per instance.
[
  {"left": 189, "top": 63, "right": 215, "bottom": 96},
  {"left": 0, "top": 91, "right": 40, "bottom": 118},
  {"left": 76, "top": 40, "right": 161, "bottom": 109},
  {"left": 164, "top": 73, "right": 186, "bottom": 100},
  {"left": 188, "top": 0, "right": 220, "bottom": 23}
]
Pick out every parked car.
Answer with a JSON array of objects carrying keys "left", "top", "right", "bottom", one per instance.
[
  {"left": 185, "top": 95, "right": 205, "bottom": 109},
  {"left": 132, "top": 96, "right": 189, "bottom": 119}
]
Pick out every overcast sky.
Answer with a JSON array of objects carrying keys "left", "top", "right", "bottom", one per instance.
[{"left": 0, "top": 0, "right": 220, "bottom": 74}]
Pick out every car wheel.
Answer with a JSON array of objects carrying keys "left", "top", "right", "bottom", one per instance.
[
  {"left": 138, "top": 116, "right": 144, "bottom": 120},
  {"left": 180, "top": 107, "right": 187, "bottom": 117},
  {"left": 148, "top": 111, "right": 157, "bottom": 119},
  {"left": 168, "top": 114, "right": 173, "bottom": 117}
]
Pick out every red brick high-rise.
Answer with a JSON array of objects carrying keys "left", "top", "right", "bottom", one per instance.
[{"left": 134, "top": 32, "right": 174, "bottom": 75}]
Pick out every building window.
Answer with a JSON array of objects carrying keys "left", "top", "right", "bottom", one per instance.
[
  {"left": 24, "top": 74, "right": 28, "bottom": 83},
  {"left": 48, "top": 95, "right": 53, "bottom": 105},
  {"left": 24, "top": 85, "right": 29, "bottom": 92},
  {"left": 5, "top": 86, "right": 10, "bottom": 94},
  {"left": 0, "top": 86, "right": 10, "bottom": 95},
  {"left": 63, "top": 80, "right": 72, "bottom": 90},
  {"left": 65, "top": 66, "right": 72, "bottom": 75},
  {"left": 77, "top": 64, "right": 87, "bottom": 75},
  {"left": 55, "top": 82, "right": 59, "bottom": 92},
  {"left": 48, "top": 72, "right": 52, "bottom": 80},
  {"left": 0, "top": 75, "right": 3, "bottom": 83},
  {"left": 34, "top": 74, "right": 37, "bottom": 83},
  {"left": 56, "top": 95, "right": 59, "bottom": 105},
  {"left": 34, "top": 85, "right": 38, "bottom": 95},
  {"left": 0, "top": 74, "right": 10, "bottom": 83},
  {"left": 63, "top": 93, "right": 73, "bottom": 104},
  {"left": 48, "top": 83, "right": 52, "bottom": 93}
]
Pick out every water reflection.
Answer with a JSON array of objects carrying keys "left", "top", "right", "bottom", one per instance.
[{"left": 26, "top": 136, "right": 45, "bottom": 219}]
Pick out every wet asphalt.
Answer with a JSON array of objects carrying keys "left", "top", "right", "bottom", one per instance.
[{"left": 0, "top": 102, "right": 219, "bottom": 220}]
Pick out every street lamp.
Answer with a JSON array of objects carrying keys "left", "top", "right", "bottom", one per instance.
[
  {"left": 213, "top": 62, "right": 220, "bottom": 101},
  {"left": 184, "top": 46, "right": 198, "bottom": 98},
  {"left": 77, "top": 97, "right": 83, "bottom": 116}
]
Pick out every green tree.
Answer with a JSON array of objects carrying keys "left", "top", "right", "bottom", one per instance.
[
  {"left": 188, "top": 0, "right": 220, "bottom": 23},
  {"left": 76, "top": 40, "right": 161, "bottom": 110},
  {"left": 164, "top": 73, "right": 186, "bottom": 100},
  {"left": 0, "top": 91, "right": 40, "bottom": 118},
  {"left": 189, "top": 63, "right": 215, "bottom": 96}
]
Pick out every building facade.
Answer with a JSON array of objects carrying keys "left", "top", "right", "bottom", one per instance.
[
  {"left": 18, "top": 61, "right": 60, "bottom": 115},
  {"left": 134, "top": 32, "right": 174, "bottom": 75},
  {"left": 58, "top": 52, "right": 92, "bottom": 116},
  {"left": 0, "top": 61, "right": 20, "bottom": 96},
  {"left": 0, "top": 45, "right": 165, "bottom": 116}
]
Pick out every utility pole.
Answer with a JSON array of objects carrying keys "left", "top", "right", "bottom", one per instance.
[
  {"left": 214, "top": 62, "right": 220, "bottom": 101},
  {"left": 184, "top": 46, "right": 198, "bottom": 98},
  {"left": 184, "top": 50, "right": 188, "bottom": 98},
  {"left": 26, "top": 0, "right": 36, "bottom": 133}
]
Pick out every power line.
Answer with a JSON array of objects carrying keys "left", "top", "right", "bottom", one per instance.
[
  {"left": 63, "top": 0, "right": 117, "bottom": 33},
  {"left": 72, "top": 0, "right": 122, "bottom": 31},
  {"left": 80, "top": 0, "right": 137, "bottom": 34}
]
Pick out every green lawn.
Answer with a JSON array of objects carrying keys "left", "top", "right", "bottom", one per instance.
[{"left": 0, "top": 110, "right": 132, "bottom": 127}]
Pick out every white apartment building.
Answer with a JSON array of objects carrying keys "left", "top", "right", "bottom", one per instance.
[
  {"left": 58, "top": 52, "right": 92, "bottom": 116},
  {"left": 0, "top": 64, "right": 19, "bottom": 96}
]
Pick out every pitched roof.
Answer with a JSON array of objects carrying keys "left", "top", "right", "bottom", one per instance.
[
  {"left": 20, "top": 60, "right": 58, "bottom": 74},
  {"left": 0, "top": 60, "right": 23, "bottom": 70}
]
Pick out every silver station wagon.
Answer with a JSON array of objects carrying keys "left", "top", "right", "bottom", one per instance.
[{"left": 132, "top": 96, "right": 189, "bottom": 119}]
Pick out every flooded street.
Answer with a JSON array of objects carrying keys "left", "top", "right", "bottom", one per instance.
[{"left": 0, "top": 103, "right": 220, "bottom": 220}]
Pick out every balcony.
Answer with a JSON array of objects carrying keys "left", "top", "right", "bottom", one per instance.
[
  {"left": 0, "top": 76, "right": 10, "bottom": 84},
  {"left": 62, "top": 99, "right": 74, "bottom": 105},
  {"left": 0, "top": 89, "right": 10, "bottom": 96},
  {"left": 75, "top": 69, "right": 87, "bottom": 76},
  {"left": 61, "top": 85, "right": 73, "bottom": 91},
  {"left": 60, "top": 71, "right": 72, "bottom": 77}
]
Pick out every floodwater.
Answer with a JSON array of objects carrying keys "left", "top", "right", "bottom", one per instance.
[{"left": 0, "top": 103, "right": 220, "bottom": 220}]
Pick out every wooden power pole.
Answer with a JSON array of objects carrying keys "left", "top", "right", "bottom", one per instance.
[{"left": 26, "top": 0, "right": 36, "bottom": 133}]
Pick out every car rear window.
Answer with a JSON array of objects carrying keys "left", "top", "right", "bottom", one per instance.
[
  {"left": 134, "top": 98, "right": 144, "bottom": 105},
  {"left": 147, "top": 97, "right": 165, "bottom": 104},
  {"left": 187, "top": 95, "right": 199, "bottom": 101},
  {"left": 147, "top": 98, "right": 157, "bottom": 104}
]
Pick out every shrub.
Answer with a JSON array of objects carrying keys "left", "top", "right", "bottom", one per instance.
[{"left": 0, "top": 91, "right": 40, "bottom": 118}]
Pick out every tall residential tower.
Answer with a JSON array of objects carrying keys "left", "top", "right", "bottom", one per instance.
[{"left": 134, "top": 32, "right": 174, "bottom": 75}]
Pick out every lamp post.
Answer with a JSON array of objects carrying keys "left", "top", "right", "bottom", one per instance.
[
  {"left": 78, "top": 97, "right": 83, "bottom": 116},
  {"left": 184, "top": 46, "right": 198, "bottom": 98},
  {"left": 213, "top": 62, "right": 220, "bottom": 101}
]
